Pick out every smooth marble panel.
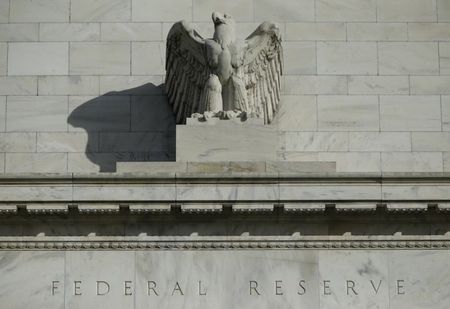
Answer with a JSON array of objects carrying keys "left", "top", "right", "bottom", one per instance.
[
  {"left": 193, "top": 0, "right": 253, "bottom": 22},
  {"left": 283, "top": 42, "right": 316, "bottom": 75},
  {"left": 0, "top": 96, "right": 5, "bottom": 131},
  {"left": 284, "top": 76, "right": 347, "bottom": 95},
  {"left": 72, "top": 184, "right": 176, "bottom": 201},
  {"left": 177, "top": 184, "right": 279, "bottom": 202},
  {"left": 284, "top": 132, "right": 348, "bottom": 152},
  {"left": 381, "top": 152, "right": 443, "bottom": 173},
  {"left": 70, "top": 42, "right": 130, "bottom": 75},
  {"left": 382, "top": 183, "right": 450, "bottom": 200},
  {"left": 378, "top": 0, "right": 437, "bottom": 22},
  {"left": 39, "top": 23, "right": 100, "bottom": 41},
  {"left": 0, "top": 43, "right": 5, "bottom": 75},
  {"left": 317, "top": 95, "right": 379, "bottom": 131},
  {"left": 65, "top": 251, "right": 135, "bottom": 308},
  {"left": 285, "top": 23, "right": 346, "bottom": 41},
  {"left": 130, "top": 95, "right": 175, "bottom": 132},
  {"left": 0, "top": 252, "right": 65, "bottom": 309},
  {"left": 0, "top": 24, "right": 38, "bottom": 41},
  {"left": 0, "top": 132, "right": 36, "bottom": 152},
  {"left": 100, "top": 76, "right": 163, "bottom": 95},
  {"left": 439, "top": 0, "right": 450, "bottom": 21},
  {"left": 274, "top": 95, "right": 317, "bottom": 131},
  {"left": 136, "top": 251, "right": 319, "bottom": 309},
  {"left": 443, "top": 96, "right": 450, "bottom": 131},
  {"left": 380, "top": 95, "right": 441, "bottom": 131},
  {"left": 378, "top": 42, "right": 439, "bottom": 75},
  {"left": 280, "top": 183, "right": 381, "bottom": 200},
  {"left": 10, "top": 0, "right": 70, "bottom": 22},
  {"left": 412, "top": 133, "right": 450, "bottom": 151},
  {"left": 37, "top": 132, "right": 94, "bottom": 152},
  {"left": 319, "top": 250, "right": 389, "bottom": 309},
  {"left": 0, "top": 77, "right": 37, "bottom": 95},
  {"left": 317, "top": 42, "right": 377, "bottom": 75},
  {"left": 101, "top": 23, "right": 161, "bottom": 41},
  {"left": 7, "top": 96, "right": 68, "bottom": 132},
  {"left": 254, "top": 0, "right": 315, "bottom": 22},
  {"left": 444, "top": 153, "right": 450, "bottom": 172},
  {"left": 440, "top": 43, "right": 450, "bottom": 75},
  {"left": 8, "top": 43, "right": 69, "bottom": 75},
  {"left": 176, "top": 122, "right": 278, "bottom": 162},
  {"left": 133, "top": 0, "right": 192, "bottom": 22},
  {"left": 316, "top": 0, "right": 376, "bottom": 22},
  {"left": 0, "top": 185, "right": 72, "bottom": 201},
  {"left": 0, "top": 0, "right": 8, "bottom": 23},
  {"left": 388, "top": 251, "right": 450, "bottom": 309},
  {"left": 71, "top": 0, "right": 131, "bottom": 22},
  {"left": 317, "top": 152, "right": 381, "bottom": 172},
  {"left": 132, "top": 42, "right": 165, "bottom": 75},
  {"left": 38, "top": 76, "right": 99, "bottom": 95},
  {"left": 408, "top": 23, "right": 450, "bottom": 41},
  {"left": 348, "top": 76, "right": 409, "bottom": 95},
  {"left": 5, "top": 153, "right": 67, "bottom": 173},
  {"left": 68, "top": 95, "right": 130, "bottom": 132},
  {"left": 349, "top": 132, "right": 411, "bottom": 152},
  {"left": 347, "top": 23, "right": 407, "bottom": 41},
  {"left": 410, "top": 76, "right": 450, "bottom": 95}
]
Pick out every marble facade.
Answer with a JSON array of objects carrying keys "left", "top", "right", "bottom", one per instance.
[{"left": 0, "top": 0, "right": 450, "bottom": 308}]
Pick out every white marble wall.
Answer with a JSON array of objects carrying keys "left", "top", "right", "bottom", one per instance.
[
  {"left": 0, "top": 250, "right": 449, "bottom": 309},
  {"left": 0, "top": 0, "right": 449, "bottom": 173}
]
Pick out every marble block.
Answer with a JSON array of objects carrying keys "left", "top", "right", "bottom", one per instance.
[{"left": 176, "top": 119, "right": 278, "bottom": 162}]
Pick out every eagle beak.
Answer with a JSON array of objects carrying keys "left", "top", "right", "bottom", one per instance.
[{"left": 212, "top": 12, "right": 223, "bottom": 25}]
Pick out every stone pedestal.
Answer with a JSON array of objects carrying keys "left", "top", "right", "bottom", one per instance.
[{"left": 176, "top": 118, "right": 278, "bottom": 162}]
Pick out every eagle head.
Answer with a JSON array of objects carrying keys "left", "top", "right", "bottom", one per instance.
[{"left": 212, "top": 12, "right": 236, "bottom": 48}]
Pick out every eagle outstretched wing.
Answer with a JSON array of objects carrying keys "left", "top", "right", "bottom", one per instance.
[
  {"left": 165, "top": 21, "right": 211, "bottom": 124},
  {"left": 243, "top": 22, "right": 283, "bottom": 124}
]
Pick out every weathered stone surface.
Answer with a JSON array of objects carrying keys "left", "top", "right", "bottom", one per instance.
[
  {"left": 39, "top": 23, "right": 100, "bottom": 41},
  {"left": 285, "top": 23, "right": 346, "bottom": 41},
  {"left": 6, "top": 96, "right": 68, "bottom": 132},
  {"left": 316, "top": 0, "right": 376, "bottom": 22},
  {"left": 380, "top": 96, "right": 441, "bottom": 131},
  {"left": 71, "top": 0, "right": 131, "bottom": 22},
  {"left": 317, "top": 42, "right": 377, "bottom": 75},
  {"left": 347, "top": 23, "right": 407, "bottom": 41},
  {"left": 378, "top": 42, "right": 439, "bottom": 75},
  {"left": 10, "top": 0, "right": 70, "bottom": 22},
  {"left": 70, "top": 42, "right": 130, "bottom": 75},
  {"left": 378, "top": 0, "right": 437, "bottom": 22},
  {"left": 8, "top": 43, "right": 69, "bottom": 75},
  {"left": 317, "top": 95, "right": 379, "bottom": 131}
]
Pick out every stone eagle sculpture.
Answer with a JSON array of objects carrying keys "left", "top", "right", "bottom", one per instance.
[{"left": 165, "top": 12, "right": 283, "bottom": 124}]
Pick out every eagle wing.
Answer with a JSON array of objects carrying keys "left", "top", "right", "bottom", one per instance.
[
  {"left": 243, "top": 22, "right": 283, "bottom": 124},
  {"left": 165, "top": 21, "right": 211, "bottom": 124}
]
